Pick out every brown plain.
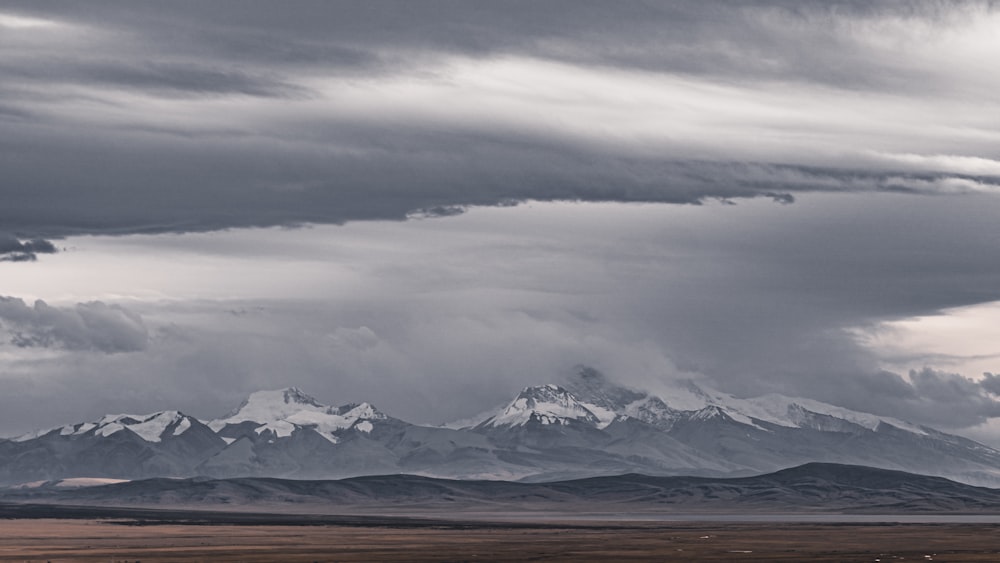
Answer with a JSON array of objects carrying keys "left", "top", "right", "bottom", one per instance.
[{"left": 1, "top": 520, "right": 1000, "bottom": 562}]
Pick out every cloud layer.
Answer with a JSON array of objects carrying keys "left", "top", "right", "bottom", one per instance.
[{"left": 2, "top": 1, "right": 1000, "bottom": 238}]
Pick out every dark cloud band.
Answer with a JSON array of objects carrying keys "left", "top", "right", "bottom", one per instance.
[{"left": 1, "top": 1, "right": 998, "bottom": 240}]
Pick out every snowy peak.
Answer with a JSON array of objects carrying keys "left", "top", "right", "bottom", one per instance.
[
  {"left": 687, "top": 405, "right": 731, "bottom": 422},
  {"left": 15, "top": 410, "right": 196, "bottom": 444},
  {"left": 560, "top": 367, "right": 682, "bottom": 429},
  {"left": 210, "top": 388, "right": 388, "bottom": 443},
  {"left": 210, "top": 387, "right": 329, "bottom": 430},
  {"left": 216, "top": 387, "right": 325, "bottom": 425},
  {"left": 92, "top": 411, "right": 195, "bottom": 442},
  {"left": 335, "top": 402, "right": 386, "bottom": 421},
  {"left": 480, "top": 384, "right": 612, "bottom": 428}
]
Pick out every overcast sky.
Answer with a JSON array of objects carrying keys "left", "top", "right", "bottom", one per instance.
[{"left": 2, "top": 1, "right": 1000, "bottom": 444}]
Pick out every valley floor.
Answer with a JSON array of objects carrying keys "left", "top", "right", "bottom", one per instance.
[{"left": 2, "top": 517, "right": 1000, "bottom": 562}]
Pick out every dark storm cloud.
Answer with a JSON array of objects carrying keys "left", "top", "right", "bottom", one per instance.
[
  {"left": 906, "top": 368, "right": 1000, "bottom": 425},
  {"left": 0, "top": 297, "right": 148, "bottom": 353},
  {"left": 1, "top": 1, "right": 998, "bottom": 239},
  {"left": 742, "top": 367, "right": 1000, "bottom": 429},
  {"left": 982, "top": 373, "right": 1000, "bottom": 396},
  {"left": 4, "top": 0, "right": 977, "bottom": 89},
  {"left": 0, "top": 235, "right": 57, "bottom": 262},
  {"left": 3, "top": 116, "right": 995, "bottom": 238}
]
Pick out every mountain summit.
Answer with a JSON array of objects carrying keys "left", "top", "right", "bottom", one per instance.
[
  {"left": 209, "top": 387, "right": 387, "bottom": 444},
  {"left": 479, "top": 384, "right": 613, "bottom": 428}
]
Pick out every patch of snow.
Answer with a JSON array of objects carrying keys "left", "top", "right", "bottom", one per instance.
[
  {"left": 172, "top": 417, "right": 192, "bottom": 436},
  {"left": 343, "top": 402, "right": 381, "bottom": 420},
  {"left": 254, "top": 420, "right": 296, "bottom": 438},
  {"left": 61, "top": 422, "right": 98, "bottom": 436},
  {"left": 654, "top": 380, "right": 717, "bottom": 411},
  {"left": 354, "top": 420, "right": 373, "bottom": 433},
  {"left": 221, "top": 436, "right": 236, "bottom": 445},
  {"left": 579, "top": 401, "right": 617, "bottom": 429},
  {"left": 12, "top": 427, "right": 56, "bottom": 442},
  {"left": 283, "top": 410, "right": 334, "bottom": 426},
  {"left": 96, "top": 423, "right": 124, "bottom": 437},
  {"left": 315, "top": 431, "right": 339, "bottom": 444},
  {"left": 123, "top": 411, "right": 183, "bottom": 442}
]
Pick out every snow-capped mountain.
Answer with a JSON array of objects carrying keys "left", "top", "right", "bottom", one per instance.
[
  {"left": 459, "top": 369, "right": 1000, "bottom": 485},
  {"left": 14, "top": 410, "right": 199, "bottom": 444},
  {"left": 0, "top": 410, "right": 224, "bottom": 485},
  {"left": 649, "top": 380, "right": 931, "bottom": 436},
  {"left": 478, "top": 384, "right": 615, "bottom": 428},
  {"left": 3, "top": 370, "right": 1000, "bottom": 487},
  {"left": 472, "top": 367, "right": 931, "bottom": 439},
  {"left": 209, "top": 387, "right": 386, "bottom": 444}
]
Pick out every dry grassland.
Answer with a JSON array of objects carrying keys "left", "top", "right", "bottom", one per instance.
[{"left": 0, "top": 519, "right": 999, "bottom": 562}]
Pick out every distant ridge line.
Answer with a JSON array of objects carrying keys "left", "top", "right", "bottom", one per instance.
[{"left": 5, "top": 462, "right": 1000, "bottom": 516}]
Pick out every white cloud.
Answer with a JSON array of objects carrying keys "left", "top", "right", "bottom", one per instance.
[
  {"left": 854, "top": 300, "right": 1000, "bottom": 379},
  {"left": 872, "top": 152, "right": 1000, "bottom": 177},
  {"left": 0, "top": 12, "right": 64, "bottom": 29}
]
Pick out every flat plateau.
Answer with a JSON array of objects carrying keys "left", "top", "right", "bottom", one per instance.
[{"left": 2, "top": 506, "right": 1000, "bottom": 562}]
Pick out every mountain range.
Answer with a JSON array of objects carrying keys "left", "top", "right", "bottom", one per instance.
[{"left": 3, "top": 367, "right": 1000, "bottom": 487}]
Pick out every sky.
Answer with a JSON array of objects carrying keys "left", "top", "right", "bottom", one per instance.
[{"left": 2, "top": 1, "right": 1000, "bottom": 444}]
